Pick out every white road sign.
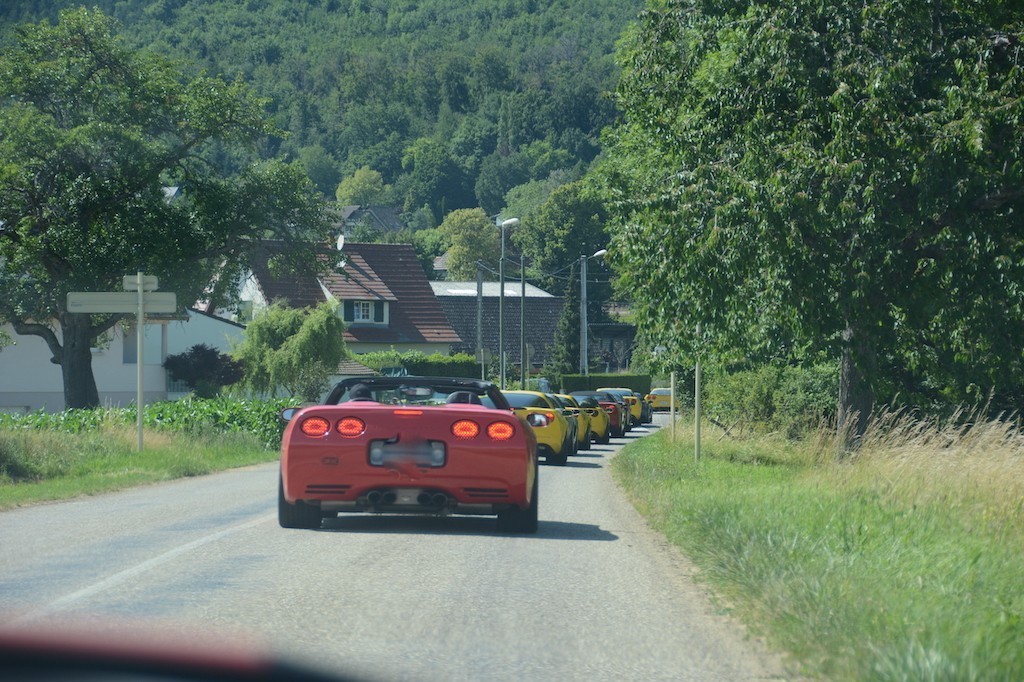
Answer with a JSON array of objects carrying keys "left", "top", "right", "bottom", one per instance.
[
  {"left": 66, "top": 291, "right": 177, "bottom": 314},
  {"left": 123, "top": 275, "right": 159, "bottom": 291}
]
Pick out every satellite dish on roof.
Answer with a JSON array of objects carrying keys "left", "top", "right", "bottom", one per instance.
[{"left": 335, "top": 234, "right": 347, "bottom": 268}]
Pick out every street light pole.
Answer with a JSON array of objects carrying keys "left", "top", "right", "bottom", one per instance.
[
  {"left": 520, "top": 250, "right": 526, "bottom": 388},
  {"left": 580, "top": 249, "right": 607, "bottom": 376},
  {"left": 476, "top": 262, "right": 484, "bottom": 380},
  {"left": 498, "top": 217, "right": 519, "bottom": 389},
  {"left": 580, "top": 255, "right": 587, "bottom": 375}
]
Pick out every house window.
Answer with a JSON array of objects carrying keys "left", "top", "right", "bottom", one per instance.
[
  {"left": 354, "top": 301, "right": 373, "bottom": 322},
  {"left": 343, "top": 300, "right": 387, "bottom": 325}
]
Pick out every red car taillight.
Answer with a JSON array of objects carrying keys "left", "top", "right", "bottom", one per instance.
[
  {"left": 299, "top": 416, "right": 331, "bottom": 437},
  {"left": 336, "top": 417, "right": 366, "bottom": 437},
  {"left": 451, "top": 419, "right": 480, "bottom": 439},
  {"left": 487, "top": 421, "right": 515, "bottom": 441}
]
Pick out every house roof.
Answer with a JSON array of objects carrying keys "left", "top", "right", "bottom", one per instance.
[
  {"left": 249, "top": 241, "right": 460, "bottom": 346},
  {"left": 433, "top": 284, "right": 565, "bottom": 366},
  {"left": 335, "top": 358, "right": 379, "bottom": 376},
  {"left": 341, "top": 205, "right": 405, "bottom": 233},
  {"left": 340, "top": 243, "right": 460, "bottom": 344},
  {"left": 431, "top": 281, "right": 554, "bottom": 298}
]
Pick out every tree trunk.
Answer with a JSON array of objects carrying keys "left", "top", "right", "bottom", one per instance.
[
  {"left": 837, "top": 322, "right": 875, "bottom": 453},
  {"left": 61, "top": 313, "right": 100, "bottom": 409}
]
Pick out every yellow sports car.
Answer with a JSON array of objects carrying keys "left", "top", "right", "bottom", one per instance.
[
  {"left": 556, "top": 393, "right": 592, "bottom": 450},
  {"left": 645, "top": 387, "right": 678, "bottom": 411},
  {"left": 503, "top": 390, "right": 574, "bottom": 465},
  {"left": 572, "top": 394, "right": 611, "bottom": 444}
]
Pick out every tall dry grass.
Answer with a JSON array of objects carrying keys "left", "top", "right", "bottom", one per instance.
[{"left": 833, "top": 408, "right": 1024, "bottom": 537}]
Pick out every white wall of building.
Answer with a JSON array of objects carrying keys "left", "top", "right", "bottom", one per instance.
[{"left": 0, "top": 310, "right": 246, "bottom": 414}]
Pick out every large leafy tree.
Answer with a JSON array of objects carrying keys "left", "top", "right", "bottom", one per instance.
[
  {"left": 0, "top": 8, "right": 331, "bottom": 409},
  {"left": 516, "top": 181, "right": 611, "bottom": 301},
  {"left": 437, "top": 208, "right": 501, "bottom": 280},
  {"left": 335, "top": 166, "right": 388, "bottom": 206},
  {"left": 601, "top": 0, "right": 1024, "bottom": 441}
]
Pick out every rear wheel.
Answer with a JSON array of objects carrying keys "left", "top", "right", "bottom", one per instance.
[
  {"left": 278, "top": 475, "right": 322, "bottom": 529},
  {"left": 598, "top": 427, "right": 611, "bottom": 444},
  {"left": 497, "top": 466, "right": 538, "bottom": 534}
]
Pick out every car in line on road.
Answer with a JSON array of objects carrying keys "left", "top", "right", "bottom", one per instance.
[
  {"left": 502, "top": 390, "right": 575, "bottom": 465},
  {"left": 571, "top": 390, "right": 629, "bottom": 438},
  {"left": 574, "top": 394, "right": 611, "bottom": 444},
  {"left": 555, "top": 392, "right": 592, "bottom": 451},
  {"left": 645, "top": 387, "right": 678, "bottom": 412},
  {"left": 278, "top": 376, "right": 539, "bottom": 533},
  {"left": 599, "top": 387, "right": 648, "bottom": 426}
]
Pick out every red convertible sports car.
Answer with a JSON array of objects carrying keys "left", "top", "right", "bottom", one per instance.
[{"left": 278, "top": 377, "right": 539, "bottom": 533}]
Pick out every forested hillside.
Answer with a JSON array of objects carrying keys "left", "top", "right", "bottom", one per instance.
[{"left": 0, "top": 0, "right": 642, "bottom": 223}]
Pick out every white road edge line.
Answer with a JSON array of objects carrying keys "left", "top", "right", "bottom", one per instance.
[{"left": 11, "top": 512, "right": 276, "bottom": 626}]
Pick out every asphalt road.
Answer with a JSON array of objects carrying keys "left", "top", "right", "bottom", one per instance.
[{"left": 0, "top": 414, "right": 788, "bottom": 681}]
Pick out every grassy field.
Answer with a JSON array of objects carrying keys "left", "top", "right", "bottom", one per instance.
[
  {"left": 614, "top": 412, "right": 1024, "bottom": 681},
  {"left": 0, "top": 424, "right": 278, "bottom": 509},
  {"left": 0, "top": 398, "right": 285, "bottom": 509}
]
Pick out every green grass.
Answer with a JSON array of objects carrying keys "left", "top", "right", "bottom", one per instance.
[
  {"left": 613, "top": 416, "right": 1024, "bottom": 681},
  {"left": 0, "top": 425, "right": 279, "bottom": 509},
  {"left": 0, "top": 398, "right": 288, "bottom": 509}
]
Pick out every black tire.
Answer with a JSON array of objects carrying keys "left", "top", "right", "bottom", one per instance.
[
  {"left": 598, "top": 427, "right": 611, "bottom": 444},
  {"left": 497, "top": 466, "right": 538, "bottom": 533},
  {"left": 278, "top": 475, "right": 322, "bottom": 529},
  {"left": 548, "top": 448, "right": 568, "bottom": 465}
]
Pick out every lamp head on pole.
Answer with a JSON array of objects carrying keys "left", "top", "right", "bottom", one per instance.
[
  {"left": 501, "top": 218, "right": 520, "bottom": 230},
  {"left": 591, "top": 248, "right": 608, "bottom": 259}
]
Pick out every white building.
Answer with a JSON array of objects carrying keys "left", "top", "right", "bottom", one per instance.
[{"left": 0, "top": 309, "right": 245, "bottom": 414}]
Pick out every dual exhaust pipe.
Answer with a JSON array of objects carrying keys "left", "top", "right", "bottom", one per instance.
[
  {"left": 365, "top": 490, "right": 449, "bottom": 508},
  {"left": 366, "top": 490, "right": 396, "bottom": 506}
]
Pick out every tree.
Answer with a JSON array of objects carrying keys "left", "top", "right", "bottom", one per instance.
[
  {"left": 437, "top": 208, "right": 501, "bottom": 280},
  {"left": 296, "top": 145, "right": 340, "bottom": 198},
  {"left": 547, "top": 260, "right": 582, "bottom": 382},
  {"left": 232, "top": 301, "right": 347, "bottom": 401},
  {"left": 600, "top": 0, "right": 1024, "bottom": 444},
  {"left": 163, "top": 344, "right": 244, "bottom": 398},
  {"left": 335, "top": 165, "right": 387, "bottom": 206},
  {"left": 399, "top": 137, "right": 473, "bottom": 222},
  {"left": 0, "top": 8, "right": 331, "bottom": 409},
  {"left": 516, "top": 181, "right": 610, "bottom": 300}
]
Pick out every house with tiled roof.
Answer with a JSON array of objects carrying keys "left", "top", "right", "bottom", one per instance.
[
  {"left": 339, "top": 205, "right": 405, "bottom": 236},
  {"left": 240, "top": 241, "right": 460, "bottom": 356},
  {"left": 430, "top": 280, "right": 564, "bottom": 374}
]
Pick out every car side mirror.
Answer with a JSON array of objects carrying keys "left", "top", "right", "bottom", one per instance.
[{"left": 280, "top": 404, "right": 315, "bottom": 422}]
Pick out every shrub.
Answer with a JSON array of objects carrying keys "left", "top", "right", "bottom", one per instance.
[
  {"left": 704, "top": 363, "right": 838, "bottom": 434},
  {"left": 356, "top": 350, "right": 478, "bottom": 378},
  {"left": 164, "top": 344, "right": 244, "bottom": 398}
]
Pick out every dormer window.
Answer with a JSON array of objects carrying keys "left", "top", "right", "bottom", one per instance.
[{"left": 343, "top": 300, "right": 387, "bottom": 325}]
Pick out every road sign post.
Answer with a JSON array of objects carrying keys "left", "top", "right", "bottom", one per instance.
[{"left": 67, "top": 273, "right": 176, "bottom": 451}]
